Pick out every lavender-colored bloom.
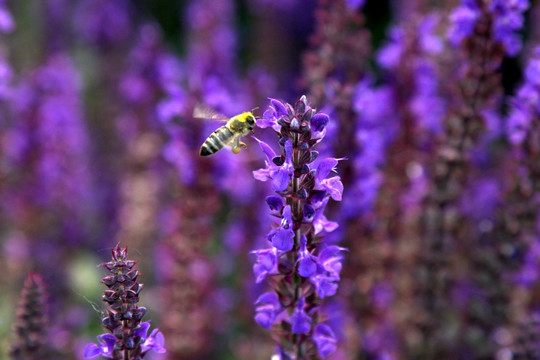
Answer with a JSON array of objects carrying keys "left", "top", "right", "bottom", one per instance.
[
  {"left": 291, "top": 297, "right": 311, "bottom": 334},
  {"left": 84, "top": 334, "right": 116, "bottom": 359},
  {"left": 252, "top": 96, "right": 345, "bottom": 358},
  {"left": 251, "top": 248, "right": 280, "bottom": 283},
  {"left": 489, "top": 0, "right": 529, "bottom": 56},
  {"left": 341, "top": 80, "right": 396, "bottom": 219},
  {"left": 84, "top": 246, "right": 165, "bottom": 359},
  {"left": 313, "top": 324, "right": 338, "bottom": 358},
  {"left": 448, "top": 2, "right": 479, "bottom": 46},
  {"left": 254, "top": 292, "right": 282, "bottom": 329}
]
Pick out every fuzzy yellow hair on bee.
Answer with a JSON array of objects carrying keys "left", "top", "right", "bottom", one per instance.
[{"left": 194, "top": 104, "right": 257, "bottom": 156}]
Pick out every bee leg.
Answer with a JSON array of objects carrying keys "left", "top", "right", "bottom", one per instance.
[
  {"left": 231, "top": 139, "right": 242, "bottom": 154},
  {"left": 239, "top": 141, "right": 247, "bottom": 149}
]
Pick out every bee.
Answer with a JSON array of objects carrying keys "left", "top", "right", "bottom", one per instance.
[{"left": 195, "top": 104, "right": 257, "bottom": 156}]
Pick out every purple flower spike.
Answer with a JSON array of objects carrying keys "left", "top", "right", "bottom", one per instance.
[
  {"left": 252, "top": 96, "right": 345, "bottom": 357},
  {"left": 255, "top": 292, "right": 282, "bottom": 329},
  {"left": 84, "top": 245, "right": 165, "bottom": 359},
  {"left": 291, "top": 297, "right": 311, "bottom": 334},
  {"left": 313, "top": 324, "right": 337, "bottom": 358}
]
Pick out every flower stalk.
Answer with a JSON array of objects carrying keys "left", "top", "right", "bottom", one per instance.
[
  {"left": 84, "top": 245, "right": 165, "bottom": 360},
  {"left": 9, "top": 273, "right": 51, "bottom": 360},
  {"left": 252, "top": 95, "right": 345, "bottom": 359}
]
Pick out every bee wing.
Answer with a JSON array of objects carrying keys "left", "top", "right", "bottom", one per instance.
[{"left": 193, "top": 103, "right": 229, "bottom": 122}]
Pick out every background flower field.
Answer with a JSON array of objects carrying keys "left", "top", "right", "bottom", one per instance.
[{"left": 2, "top": 0, "right": 540, "bottom": 359}]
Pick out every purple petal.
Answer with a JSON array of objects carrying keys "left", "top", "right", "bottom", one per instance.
[
  {"left": 253, "top": 168, "right": 272, "bottom": 182},
  {"left": 284, "top": 140, "right": 293, "bottom": 163},
  {"left": 134, "top": 321, "right": 150, "bottom": 338},
  {"left": 298, "top": 256, "right": 317, "bottom": 277},
  {"left": 270, "top": 98, "right": 288, "bottom": 117},
  {"left": 255, "top": 292, "right": 281, "bottom": 329},
  {"left": 272, "top": 228, "right": 293, "bottom": 251},
  {"left": 313, "top": 324, "right": 337, "bottom": 358},
  {"left": 254, "top": 137, "right": 276, "bottom": 161},
  {"left": 316, "top": 158, "right": 338, "bottom": 180},
  {"left": 291, "top": 297, "right": 311, "bottom": 334},
  {"left": 84, "top": 343, "right": 102, "bottom": 359},
  {"left": 272, "top": 168, "right": 291, "bottom": 191},
  {"left": 325, "top": 177, "right": 344, "bottom": 201}
]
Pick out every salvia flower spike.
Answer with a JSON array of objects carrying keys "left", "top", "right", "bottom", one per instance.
[
  {"left": 252, "top": 95, "right": 345, "bottom": 359},
  {"left": 84, "top": 245, "right": 166, "bottom": 359}
]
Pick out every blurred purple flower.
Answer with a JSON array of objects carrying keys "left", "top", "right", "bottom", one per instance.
[
  {"left": 74, "top": 0, "right": 131, "bottom": 47},
  {"left": 448, "top": 0, "right": 528, "bottom": 56}
]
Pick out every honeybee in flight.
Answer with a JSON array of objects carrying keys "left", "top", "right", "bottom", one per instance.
[{"left": 195, "top": 104, "right": 257, "bottom": 156}]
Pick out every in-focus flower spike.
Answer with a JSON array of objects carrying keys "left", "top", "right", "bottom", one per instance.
[
  {"left": 84, "top": 245, "right": 165, "bottom": 359},
  {"left": 251, "top": 95, "right": 345, "bottom": 359},
  {"left": 9, "top": 273, "right": 52, "bottom": 360}
]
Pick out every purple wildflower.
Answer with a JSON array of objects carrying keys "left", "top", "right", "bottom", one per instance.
[
  {"left": 254, "top": 292, "right": 282, "bottom": 329},
  {"left": 313, "top": 324, "right": 338, "bottom": 358},
  {"left": 84, "top": 245, "right": 165, "bottom": 359},
  {"left": 251, "top": 96, "right": 345, "bottom": 358}
]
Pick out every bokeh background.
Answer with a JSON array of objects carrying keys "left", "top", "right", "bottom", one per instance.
[{"left": 2, "top": 0, "right": 540, "bottom": 359}]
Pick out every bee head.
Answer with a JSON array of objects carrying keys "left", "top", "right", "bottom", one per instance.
[{"left": 246, "top": 114, "right": 255, "bottom": 126}]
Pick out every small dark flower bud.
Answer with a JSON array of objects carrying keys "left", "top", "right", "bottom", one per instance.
[
  {"left": 301, "top": 172, "right": 315, "bottom": 190},
  {"left": 298, "top": 142, "right": 309, "bottom": 150},
  {"left": 125, "top": 337, "right": 135, "bottom": 349},
  {"left": 295, "top": 99, "right": 306, "bottom": 114},
  {"left": 309, "top": 151, "right": 319, "bottom": 163},
  {"left": 297, "top": 188, "right": 308, "bottom": 199},
  {"left": 278, "top": 118, "right": 288, "bottom": 126},
  {"left": 279, "top": 136, "right": 287, "bottom": 145},
  {"left": 300, "top": 164, "right": 310, "bottom": 174},
  {"left": 290, "top": 117, "right": 300, "bottom": 130},
  {"left": 286, "top": 104, "right": 294, "bottom": 117},
  {"left": 302, "top": 109, "right": 314, "bottom": 122}
]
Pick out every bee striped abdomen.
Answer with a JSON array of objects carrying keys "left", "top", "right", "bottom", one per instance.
[{"left": 200, "top": 126, "right": 234, "bottom": 156}]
